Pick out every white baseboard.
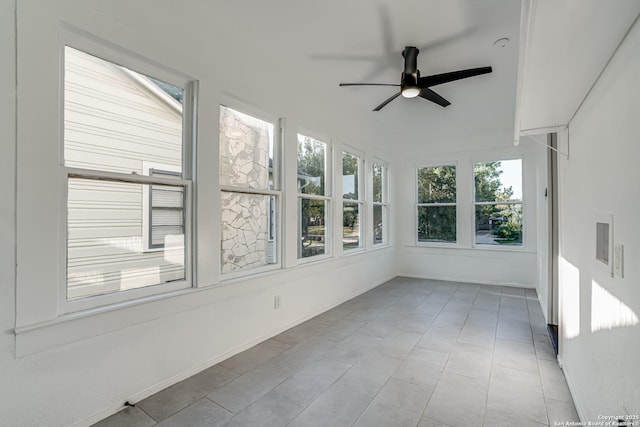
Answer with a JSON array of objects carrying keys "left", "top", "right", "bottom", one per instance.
[{"left": 398, "top": 273, "right": 535, "bottom": 289}]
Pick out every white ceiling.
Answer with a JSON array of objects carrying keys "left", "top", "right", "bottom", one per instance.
[
  {"left": 208, "top": 0, "right": 640, "bottom": 148},
  {"left": 210, "top": 0, "right": 522, "bottom": 144}
]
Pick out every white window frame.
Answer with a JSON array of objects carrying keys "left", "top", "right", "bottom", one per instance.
[
  {"left": 297, "top": 133, "right": 332, "bottom": 262},
  {"left": 58, "top": 36, "right": 196, "bottom": 314},
  {"left": 219, "top": 104, "right": 283, "bottom": 279},
  {"left": 342, "top": 149, "right": 365, "bottom": 252},
  {"left": 471, "top": 157, "right": 525, "bottom": 250},
  {"left": 415, "top": 162, "right": 459, "bottom": 247},
  {"left": 371, "top": 159, "right": 389, "bottom": 246}
]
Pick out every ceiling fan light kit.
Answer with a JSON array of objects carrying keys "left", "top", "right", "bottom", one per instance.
[{"left": 339, "top": 45, "right": 493, "bottom": 111}]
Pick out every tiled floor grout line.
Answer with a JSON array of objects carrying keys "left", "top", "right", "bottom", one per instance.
[
  {"left": 94, "top": 279, "right": 579, "bottom": 427},
  {"left": 481, "top": 288, "right": 504, "bottom": 427}
]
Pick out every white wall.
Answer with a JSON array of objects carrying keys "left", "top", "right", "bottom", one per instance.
[
  {"left": 558, "top": 16, "right": 640, "bottom": 421},
  {"left": 0, "top": 0, "right": 17, "bottom": 385},
  {"left": 2, "top": 1, "right": 399, "bottom": 426},
  {"left": 395, "top": 133, "right": 546, "bottom": 288}
]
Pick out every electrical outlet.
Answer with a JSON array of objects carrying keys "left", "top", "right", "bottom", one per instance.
[{"left": 274, "top": 295, "right": 281, "bottom": 309}]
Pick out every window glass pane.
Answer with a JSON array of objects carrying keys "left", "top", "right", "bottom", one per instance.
[
  {"left": 298, "top": 198, "right": 327, "bottom": 258},
  {"left": 475, "top": 204, "right": 523, "bottom": 246},
  {"left": 373, "top": 163, "right": 383, "bottom": 203},
  {"left": 418, "top": 206, "right": 456, "bottom": 243},
  {"left": 343, "top": 202, "right": 361, "bottom": 250},
  {"left": 474, "top": 159, "right": 522, "bottom": 202},
  {"left": 219, "top": 105, "right": 274, "bottom": 190},
  {"left": 67, "top": 178, "right": 185, "bottom": 299},
  {"left": 64, "top": 46, "right": 184, "bottom": 175},
  {"left": 221, "top": 192, "right": 277, "bottom": 273},
  {"left": 373, "top": 204, "right": 383, "bottom": 245},
  {"left": 417, "top": 166, "right": 456, "bottom": 203},
  {"left": 297, "top": 135, "right": 326, "bottom": 196},
  {"left": 342, "top": 152, "right": 359, "bottom": 200}
]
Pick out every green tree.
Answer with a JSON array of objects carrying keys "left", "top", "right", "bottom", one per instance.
[
  {"left": 416, "top": 162, "right": 521, "bottom": 243},
  {"left": 474, "top": 162, "right": 521, "bottom": 243},
  {"left": 417, "top": 166, "right": 457, "bottom": 242},
  {"left": 297, "top": 137, "right": 326, "bottom": 249}
]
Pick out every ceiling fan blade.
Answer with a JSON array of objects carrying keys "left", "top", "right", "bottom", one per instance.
[
  {"left": 373, "top": 92, "right": 401, "bottom": 111},
  {"left": 339, "top": 83, "right": 400, "bottom": 87},
  {"left": 419, "top": 66, "right": 492, "bottom": 88},
  {"left": 419, "top": 88, "right": 451, "bottom": 108},
  {"left": 402, "top": 46, "right": 419, "bottom": 75}
]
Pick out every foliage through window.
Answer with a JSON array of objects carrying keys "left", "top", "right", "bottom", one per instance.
[
  {"left": 416, "top": 165, "right": 457, "bottom": 243},
  {"left": 297, "top": 134, "right": 329, "bottom": 259},
  {"left": 63, "top": 46, "right": 191, "bottom": 302},
  {"left": 372, "top": 161, "right": 388, "bottom": 245},
  {"left": 219, "top": 105, "right": 279, "bottom": 274},
  {"left": 342, "top": 152, "right": 363, "bottom": 251},
  {"left": 474, "top": 159, "right": 523, "bottom": 246}
]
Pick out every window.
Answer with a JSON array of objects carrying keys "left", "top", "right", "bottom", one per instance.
[
  {"left": 297, "top": 134, "right": 330, "bottom": 259},
  {"left": 416, "top": 165, "right": 457, "bottom": 243},
  {"left": 219, "top": 105, "right": 280, "bottom": 275},
  {"left": 372, "top": 161, "right": 388, "bottom": 245},
  {"left": 63, "top": 46, "right": 193, "bottom": 304},
  {"left": 474, "top": 159, "right": 523, "bottom": 246},
  {"left": 342, "top": 151, "right": 363, "bottom": 251},
  {"left": 141, "top": 164, "right": 184, "bottom": 251}
]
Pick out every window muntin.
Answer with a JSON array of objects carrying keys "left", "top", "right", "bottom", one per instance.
[
  {"left": 416, "top": 165, "right": 457, "bottom": 243},
  {"left": 297, "top": 134, "right": 330, "bottom": 259},
  {"left": 63, "top": 46, "right": 192, "bottom": 304},
  {"left": 342, "top": 151, "right": 363, "bottom": 251},
  {"left": 219, "top": 106, "right": 280, "bottom": 274},
  {"left": 474, "top": 159, "right": 523, "bottom": 246},
  {"left": 372, "top": 161, "right": 388, "bottom": 245}
]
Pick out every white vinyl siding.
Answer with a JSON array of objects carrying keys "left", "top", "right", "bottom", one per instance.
[
  {"left": 63, "top": 46, "right": 191, "bottom": 304},
  {"left": 64, "top": 47, "right": 182, "bottom": 174}
]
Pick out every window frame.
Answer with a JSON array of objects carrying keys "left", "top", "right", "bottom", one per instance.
[
  {"left": 371, "top": 159, "right": 389, "bottom": 247},
  {"left": 296, "top": 132, "right": 332, "bottom": 262},
  {"left": 218, "top": 103, "right": 283, "bottom": 279},
  {"left": 341, "top": 148, "right": 365, "bottom": 253},
  {"left": 58, "top": 38, "right": 197, "bottom": 314},
  {"left": 415, "top": 162, "right": 459, "bottom": 247},
  {"left": 471, "top": 157, "right": 525, "bottom": 250}
]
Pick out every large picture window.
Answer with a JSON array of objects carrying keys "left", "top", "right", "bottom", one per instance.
[
  {"left": 342, "top": 151, "right": 364, "bottom": 251},
  {"left": 297, "top": 134, "right": 330, "bottom": 259},
  {"left": 63, "top": 46, "right": 193, "bottom": 304},
  {"left": 474, "top": 159, "right": 523, "bottom": 246},
  {"left": 219, "top": 105, "right": 280, "bottom": 274},
  {"left": 372, "top": 161, "right": 388, "bottom": 245},
  {"left": 416, "top": 165, "right": 457, "bottom": 243}
]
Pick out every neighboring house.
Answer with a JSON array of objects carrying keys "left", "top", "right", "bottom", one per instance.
[{"left": 65, "top": 47, "right": 185, "bottom": 299}]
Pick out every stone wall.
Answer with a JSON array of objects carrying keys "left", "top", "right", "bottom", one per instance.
[{"left": 219, "top": 106, "right": 274, "bottom": 273}]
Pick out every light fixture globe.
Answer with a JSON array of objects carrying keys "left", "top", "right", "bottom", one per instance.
[{"left": 401, "top": 86, "right": 420, "bottom": 98}]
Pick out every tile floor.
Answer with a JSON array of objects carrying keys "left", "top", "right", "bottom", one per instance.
[{"left": 94, "top": 277, "right": 579, "bottom": 427}]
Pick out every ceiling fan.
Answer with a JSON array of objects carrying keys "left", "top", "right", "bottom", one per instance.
[{"left": 339, "top": 46, "right": 492, "bottom": 111}]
